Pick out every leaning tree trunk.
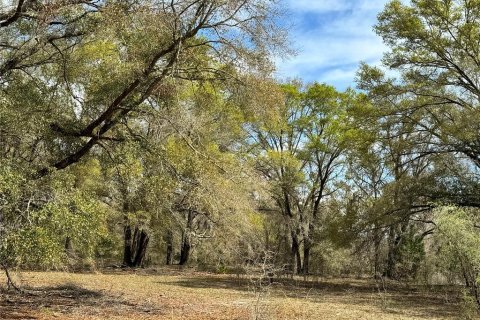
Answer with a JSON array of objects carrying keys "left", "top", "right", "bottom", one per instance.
[{"left": 123, "top": 224, "right": 150, "bottom": 268}]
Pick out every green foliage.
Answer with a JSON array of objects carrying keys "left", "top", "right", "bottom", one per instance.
[
  {"left": 359, "top": 0, "right": 480, "bottom": 168},
  {"left": 434, "top": 206, "right": 480, "bottom": 305},
  {"left": 393, "top": 230, "right": 426, "bottom": 279},
  {"left": 248, "top": 81, "right": 366, "bottom": 273},
  {"left": 5, "top": 227, "right": 65, "bottom": 269},
  {"left": 434, "top": 206, "right": 480, "bottom": 275},
  {"left": 3, "top": 189, "right": 109, "bottom": 269},
  {"left": 0, "top": 157, "right": 113, "bottom": 269},
  {"left": 310, "top": 241, "right": 354, "bottom": 276},
  {"left": 461, "top": 289, "right": 479, "bottom": 320}
]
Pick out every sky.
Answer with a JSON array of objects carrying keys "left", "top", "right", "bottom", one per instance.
[{"left": 275, "top": 0, "right": 390, "bottom": 90}]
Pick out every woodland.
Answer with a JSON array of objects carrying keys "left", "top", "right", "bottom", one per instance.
[{"left": 1, "top": 0, "right": 480, "bottom": 319}]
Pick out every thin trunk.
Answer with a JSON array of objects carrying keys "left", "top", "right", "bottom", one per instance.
[
  {"left": 303, "top": 248, "right": 310, "bottom": 275},
  {"left": 373, "top": 228, "right": 382, "bottom": 279},
  {"left": 385, "top": 226, "right": 396, "bottom": 278},
  {"left": 2, "top": 264, "right": 22, "bottom": 292},
  {"left": 165, "top": 230, "right": 173, "bottom": 265},
  {"left": 384, "top": 158, "right": 404, "bottom": 279}
]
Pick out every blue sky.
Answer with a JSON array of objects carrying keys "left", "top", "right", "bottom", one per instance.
[{"left": 275, "top": 0, "right": 390, "bottom": 90}]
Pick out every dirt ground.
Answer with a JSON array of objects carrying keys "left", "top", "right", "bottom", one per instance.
[{"left": 0, "top": 268, "right": 467, "bottom": 320}]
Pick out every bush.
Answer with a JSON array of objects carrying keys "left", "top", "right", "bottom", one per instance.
[{"left": 434, "top": 206, "right": 480, "bottom": 308}]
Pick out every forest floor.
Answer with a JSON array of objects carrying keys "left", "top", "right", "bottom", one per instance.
[{"left": 0, "top": 268, "right": 468, "bottom": 320}]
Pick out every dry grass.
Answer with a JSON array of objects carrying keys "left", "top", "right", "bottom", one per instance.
[{"left": 0, "top": 268, "right": 466, "bottom": 320}]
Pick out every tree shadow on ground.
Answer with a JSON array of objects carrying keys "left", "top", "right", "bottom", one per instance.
[
  {"left": 0, "top": 283, "right": 161, "bottom": 320},
  {"left": 165, "top": 275, "right": 461, "bottom": 319}
]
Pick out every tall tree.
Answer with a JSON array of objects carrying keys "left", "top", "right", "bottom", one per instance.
[
  {"left": 356, "top": 0, "right": 480, "bottom": 279},
  {"left": 251, "top": 82, "right": 357, "bottom": 274},
  {"left": 0, "top": 0, "right": 288, "bottom": 274},
  {"left": 0, "top": 0, "right": 287, "bottom": 177}
]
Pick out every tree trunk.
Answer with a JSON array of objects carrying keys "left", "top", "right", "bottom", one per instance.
[
  {"left": 123, "top": 224, "right": 149, "bottom": 268},
  {"left": 373, "top": 228, "right": 382, "bottom": 279},
  {"left": 2, "top": 263, "right": 22, "bottom": 292},
  {"left": 179, "top": 235, "right": 191, "bottom": 265},
  {"left": 65, "top": 236, "right": 74, "bottom": 258},
  {"left": 302, "top": 222, "right": 315, "bottom": 275},
  {"left": 165, "top": 230, "right": 173, "bottom": 265},
  {"left": 460, "top": 259, "right": 480, "bottom": 308},
  {"left": 303, "top": 239, "right": 311, "bottom": 275},
  {"left": 179, "top": 210, "right": 194, "bottom": 266},
  {"left": 291, "top": 230, "right": 302, "bottom": 274},
  {"left": 133, "top": 228, "right": 149, "bottom": 266},
  {"left": 384, "top": 226, "right": 396, "bottom": 278},
  {"left": 123, "top": 224, "right": 133, "bottom": 266},
  {"left": 385, "top": 225, "right": 403, "bottom": 279}
]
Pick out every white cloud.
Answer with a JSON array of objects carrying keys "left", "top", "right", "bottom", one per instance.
[
  {"left": 275, "top": 0, "right": 390, "bottom": 89},
  {"left": 282, "top": 36, "right": 383, "bottom": 67},
  {"left": 284, "top": 0, "right": 387, "bottom": 13},
  {"left": 286, "top": 0, "right": 351, "bottom": 12}
]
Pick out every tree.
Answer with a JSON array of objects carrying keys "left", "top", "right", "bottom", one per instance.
[
  {"left": 0, "top": 0, "right": 99, "bottom": 77},
  {"left": 251, "top": 82, "right": 358, "bottom": 274},
  {"left": 356, "top": 0, "right": 480, "bottom": 278},
  {"left": 358, "top": 0, "right": 480, "bottom": 168},
  {"left": 150, "top": 80, "right": 269, "bottom": 267},
  {"left": 0, "top": 0, "right": 288, "bottom": 273},
  {"left": 0, "top": 0, "right": 287, "bottom": 178}
]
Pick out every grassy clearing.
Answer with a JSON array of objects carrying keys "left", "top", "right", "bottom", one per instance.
[{"left": 0, "top": 269, "right": 465, "bottom": 320}]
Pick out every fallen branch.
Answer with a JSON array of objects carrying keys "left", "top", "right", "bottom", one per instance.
[{"left": 1, "top": 263, "right": 23, "bottom": 293}]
